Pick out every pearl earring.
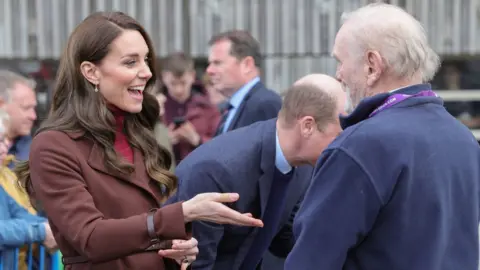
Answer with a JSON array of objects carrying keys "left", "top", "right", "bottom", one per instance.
[{"left": 94, "top": 85, "right": 99, "bottom": 92}]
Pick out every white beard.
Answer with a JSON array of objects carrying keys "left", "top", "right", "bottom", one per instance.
[{"left": 344, "top": 86, "right": 355, "bottom": 114}]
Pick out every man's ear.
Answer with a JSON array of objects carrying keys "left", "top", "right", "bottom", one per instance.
[
  {"left": 299, "top": 116, "right": 316, "bottom": 138},
  {"left": 80, "top": 61, "right": 100, "bottom": 85},
  {"left": 365, "top": 50, "right": 384, "bottom": 87}
]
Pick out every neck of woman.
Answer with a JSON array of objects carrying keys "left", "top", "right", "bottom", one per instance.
[{"left": 108, "top": 106, "right": 133, "bottom": 163}]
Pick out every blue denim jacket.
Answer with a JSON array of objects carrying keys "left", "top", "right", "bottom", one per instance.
[{"left": 0, "top": 186, "right": 46, "bottom": 269}]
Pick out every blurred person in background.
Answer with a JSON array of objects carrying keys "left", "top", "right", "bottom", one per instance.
[
  {"left": 0, "top": 109, "right": 56, "bottom": 270},
  {"left": 207, "top": 30, "right": 282, "bottom": 136},
  {"left": 161, "top": 52, "right": 220, "bottom": 164},
  {"left": 0, "top": 110, "right": 34, "bottom": 214},
  {"left": 202, "top": 73, "right": 226, "bottom": 108},
  {"left": 154, "top": 89, "right": 175, "bottom": 171},
  {"left": 0, "top": 70, "right": 37, "bottom": 167},
  {"left": 437, "top": 61, "right": 480, "bottom": 128},
  {"left": 286, "top": 3, "right": 480, "bottom": 270},
  {"left": 14, "top": 11, "right": 262, "bottom": 270},
  {"left": 168, "top": 73, "right": 346, "bottom": 270}
]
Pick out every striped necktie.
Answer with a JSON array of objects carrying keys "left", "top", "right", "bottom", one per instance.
[{"left": 215, "top": 102, "right": 233, "bottom": 136}]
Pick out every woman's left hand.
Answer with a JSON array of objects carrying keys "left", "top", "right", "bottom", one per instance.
[{"left": 158, "top": 238, "right": 198, "bottom": 269}]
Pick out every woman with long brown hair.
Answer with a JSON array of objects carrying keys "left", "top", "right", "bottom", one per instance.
[{"left": 15, "top": 12, "right": 262, "bottom": 270}]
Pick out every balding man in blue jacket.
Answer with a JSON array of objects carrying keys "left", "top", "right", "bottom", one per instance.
[{"left": 168, "top": 74, "right": 347, "bottom": 270}]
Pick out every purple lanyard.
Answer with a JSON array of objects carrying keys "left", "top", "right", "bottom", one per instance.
[{"left": 369, "top": 90, "right": 438, "bottom": 118}]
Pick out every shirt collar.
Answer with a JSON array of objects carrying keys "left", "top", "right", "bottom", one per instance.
[
  {"left": 389, "top": 84, "right": 415, "bottom": 93},
  {"left": 229, "top": 77, "right": 260, "bottom": 108},
  {"left": 340, "top": 83, "right": 433, "bottom": 129},
  {"left": 275, "top": 130, "right": 292, "bottom": 174}
]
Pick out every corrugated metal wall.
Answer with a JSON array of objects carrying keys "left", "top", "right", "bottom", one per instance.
[{"left": 1, "top": 0, "right": 479, "bottom": 91}]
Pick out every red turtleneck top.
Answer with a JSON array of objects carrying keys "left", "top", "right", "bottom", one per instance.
[{"left": 110, "top": 107, "right": 134, "bottom": 163}]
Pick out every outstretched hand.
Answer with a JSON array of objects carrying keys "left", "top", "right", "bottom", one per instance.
[{"left": 182, "top": 193, "right": 264, "bottom": 227}]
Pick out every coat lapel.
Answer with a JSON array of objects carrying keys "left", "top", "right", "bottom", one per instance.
[
  {"left": 258, "top": 119, "right": 277, "bottom": 218},
  {"left": 87, "top": 142, "right": 162, "bottom": 206},
  {"left": 227, "top": 82, "right": 262, "bottom": 132}
]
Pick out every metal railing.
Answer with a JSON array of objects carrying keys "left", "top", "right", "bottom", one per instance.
[
  {"left": 436, "top": 90, "right": 480, "bottom": 140},
  {"left": 0, "top": 244, "right": 62, "bottom": 270}
]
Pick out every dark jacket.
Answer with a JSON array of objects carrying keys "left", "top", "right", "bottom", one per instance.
[
  {"left": 168, "top": 119, "right": 313, "bottom": 270},
  {"left": 219, "top": 82, "right": 282, "bottom": 134},
  {"left": 285, "top": 84, "right": 480, "bottom": 270},
  {"left": 28, "top": 130, "right": 191, "bottom": 270}
]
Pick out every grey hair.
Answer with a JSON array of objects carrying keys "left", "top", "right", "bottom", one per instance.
[
  {"left": 0, "top": 70, "right": 36, "bottom": 102},
  {"left": 340, "top": 3, "right": 440, "bottom": 82},
  {"left": 0, "top": 109, "right": 10, "bottom": 134}
]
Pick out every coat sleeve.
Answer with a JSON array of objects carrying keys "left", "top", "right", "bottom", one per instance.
[
  {"left": 0, "top": 188, "right": 46, "bottom": 249},
  {"left": 284, "top": 149, "right": 382, "bottom": 270},
  {"left": 172, "top": 159, "right": 229, "bottom": 270},
  {"left": 28, "top": 131, "right": 189, "bottom": 263}
]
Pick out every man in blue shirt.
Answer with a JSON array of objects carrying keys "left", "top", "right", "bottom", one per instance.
[
  {"left": 206, "top": 30, "right": 282, "bottom": 136},
  {"left": 168, "top": 74, "right": 347, "bottom": 270},
  {"left": 286, "top": 3, "right": 480, "bottom": 270}
]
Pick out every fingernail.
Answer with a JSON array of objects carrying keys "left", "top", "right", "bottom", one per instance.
[{"left": 230, "top": 193, "right": 239, "bottom": 199}]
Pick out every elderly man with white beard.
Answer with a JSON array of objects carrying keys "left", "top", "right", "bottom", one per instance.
[{"left": 285, "top": 3, "right": 480, "bottom": 270}]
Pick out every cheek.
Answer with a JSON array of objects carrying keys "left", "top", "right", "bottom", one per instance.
[
  {"left": 216, "top": 64, "right": 227, "bottom": 77},
  {"left": 340, "top": 65, "right": 354, "bottom": 83},
  {"left": 102, "top": 67, "right": 137, "bottom": 89},
  {"left": 225, "top": 65, "right": 239, "bottom": 81},
  {"left": 100, "top": 68, "right": 137, "bottom": 100}
]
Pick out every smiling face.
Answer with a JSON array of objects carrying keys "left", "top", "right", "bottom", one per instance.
[{"left": 81, "top": 29, "right": 153, "bottom": 113}]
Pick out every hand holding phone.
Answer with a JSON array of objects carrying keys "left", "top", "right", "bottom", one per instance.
[{"left": 173, "top": 116, "right": 186, "bottom": 128}]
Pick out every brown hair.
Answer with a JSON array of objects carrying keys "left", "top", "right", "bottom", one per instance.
[
  {"left": 278, "top": 83, "right": 337, "bottom": 131},
  {"left": 161, "top": 52, "right": 194, "bottom": 77},
  {"left": 209, "top": 30, "right": 262, "bottom": 68},
  {"left": 15, "top": 11, "right": 177, "bottom": 202}
]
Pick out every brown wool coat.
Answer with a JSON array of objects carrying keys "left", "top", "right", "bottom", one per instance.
[{"left": 28, "top": 130, "right": 190, "bottom": 270}]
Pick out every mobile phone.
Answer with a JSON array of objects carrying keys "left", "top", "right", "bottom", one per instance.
[{"left": 173, "top": 116, "right": 186, "bottom": 128}]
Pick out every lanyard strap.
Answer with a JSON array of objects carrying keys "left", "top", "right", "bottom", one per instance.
[{"left": 369, "top": 90, "right": 437, "bottom": 118}]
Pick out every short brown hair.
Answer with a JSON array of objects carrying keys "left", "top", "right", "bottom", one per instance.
[
  {"left": 161, "top": 52, "right": 194, "bottom": 77},
  {"left": 209, "top": 30, "right": 262, "bottom": 68},
  {"left": 278, "top": 84, "right": 337, "bottom": 131}
]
